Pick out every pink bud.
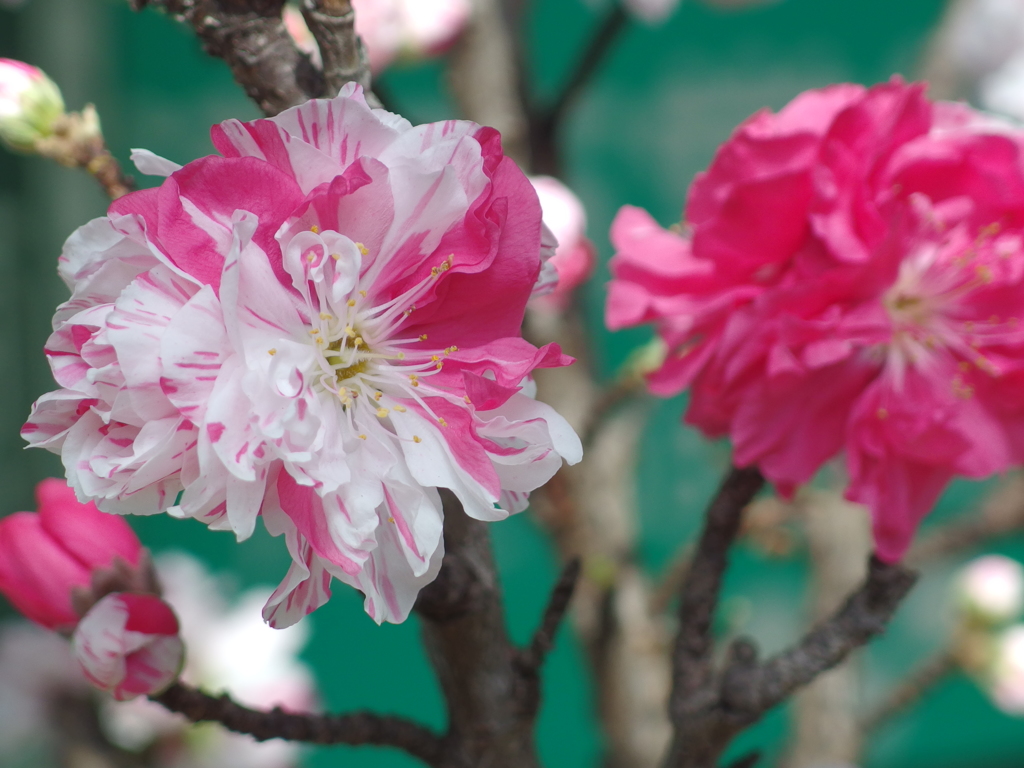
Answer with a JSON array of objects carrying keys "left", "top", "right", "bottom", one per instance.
[
  {"left": 958, "top": 555, "right": 1024, "bottom": 627},
  {"left": 73, "top": 592, "right": 184, "bottom": 701},
  {"left": 530, "top": 176, "right": 596, "bottom": 310},
  {"left": 0, "top": 59, "right": 64, "bottom": 152},
  {"left": 0, "top": 479, "right": 143, "bottom": 630}
]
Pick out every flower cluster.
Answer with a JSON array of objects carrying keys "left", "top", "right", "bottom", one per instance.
[
  {"left": 0, "top": 480, "right": 184, "bottom": 701},
  {"left": 24, "top": 84, "right": 582, "bottom": 627},
  {"left": 608, "top": 79, "right": 1024, "bottom": 561}
]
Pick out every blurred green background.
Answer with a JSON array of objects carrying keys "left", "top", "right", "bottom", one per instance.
[{"left": 2, "top": 0, "right": 1023, "bottom": 766}]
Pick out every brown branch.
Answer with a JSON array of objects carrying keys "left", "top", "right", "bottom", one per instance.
[
  {"left": 661, "top": 467, "right": 917, "bottom": 768},
  {"left": 520, "top": 557, "right": 582, "bottom": 671},
  {"left": 128, "top": 0, "right": 323, "bottom": 116},
  {"left": 34, "top": 107, "right": 135, "bottom": 200},
  {"left": 860, "top": 647, "right": 957, "bottom": 733},
  {"left": 415, "top": 491, "right": 543, "bottom": 768},
  {"left": 151, "top": 682, "right": 444, "bottom": 764},
  {"left": 669, "top": 465, "right": 765, "bottom": 716},
  {"left": 752, "top": 558, "right": 917, "bottom": 711},
  {"left": 300, "top": 0, "right": 376, "bottom": 104}
]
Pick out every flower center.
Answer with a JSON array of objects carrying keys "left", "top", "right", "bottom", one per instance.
[{"left": 877, "top": 220, "right": 1024, "bottom": 391}]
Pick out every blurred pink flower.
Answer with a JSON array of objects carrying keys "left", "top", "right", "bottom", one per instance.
[
  {"left": 24, "top": 84, "right": 581, "bottom": 628},
  {"left": 608, "top": 79, "right": 1024, "bottom": 562},
  {"left": 622, "top": 0, "right": 679, "bottom": 23},
  {"left": 355, "top": 0, "right": 470, "bottom": 73},
  {"left": 0, "top": 479, "right": 142, "bottom": 631},
  {"left": 529, "top": 176, "right": 596, "bottom": 311},
  {"left": 285, "top": 1, "right": 470, "bottom": 75},
  {"left": 73, "top": 592, "right": 183, "bottom": 702}
]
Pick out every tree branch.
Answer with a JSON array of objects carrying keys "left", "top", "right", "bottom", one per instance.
[
  {"left": 752, "top": 558, "right": 917, "bottom": 711},
  {"left": 661, "top": 467, "right": 917, "bottom": 768},
  {"left": 128, "top": 0, "right": 323, "bottom": 116},
  {"left": 530, "top": 5, "right": 628, "bottom": 175},
  {"left": 151, "top": 681, "right": 444, "bottom": 765},
  {"left": 415, "top": 491, "right": 543, "bottom": 768},
  {"left": 300, "top": 0, "right": 376, "bottom": 104},
  {"left": 520, "top": 557, "right": 582, "bottom": 671},
  {"left": 669, "top": 465, "right": 765, "bottom": 716}
]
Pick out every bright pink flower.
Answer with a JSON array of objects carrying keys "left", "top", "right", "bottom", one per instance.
[
  {"left": 608, "top": 79, "right": 1024, "bottom": 562},
  {"left": 529, "top": 176, "right": 596, "bottom": 310},
  {"left": 25, "top": 84, "right": 581, "bottom": 627},
  {"left": 0, "top": 479, "right": 142, "bottom": 631},
  {"left": 73, "top": 592, "right": 183, "bottom": 701}
]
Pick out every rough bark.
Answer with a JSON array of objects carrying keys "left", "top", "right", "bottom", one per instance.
[
  {"left": 300, "top": 0, "right": 377, "bottom": 103},
  {"left": 415, "top": 492, "right": 543, "bottom": 768},
  {"left": 662, "top": 471, "right": 916, "bottom": 768}
]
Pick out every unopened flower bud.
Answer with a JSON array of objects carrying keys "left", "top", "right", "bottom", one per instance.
[
  {"left": 0, "top": 479, "right": 143, "bottom": 631},
  {"left": 957, "top": 555, "right": 1024, "bottom": 628},
  {"left": 989, "top": 625, "right": 1024, "bottom": 714},
  {"left": 0, "top": 59, "right": 65, "bottom": 153},
  {"left": 529, "top": 176, "right": 596, "bottom": 311},
  {"left": 73, "top": 592, "right": 184, "bottom": 701}
]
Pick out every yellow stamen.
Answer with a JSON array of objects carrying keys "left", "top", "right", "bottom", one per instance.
[
  {"left": 393, "top": 405, "right": 407, "bottom": 413},
  {"left": 268, "top": 348, "right": 277, "bottom": 356},
  {"left": 413, "top": 435, "right": 422, "bottom": 443},
  {"left": 356, "top": 242, "right": 369, "bottom": 256},
  {"left": 310, "top": 225, "right": 320, "bottom": 234},
  {"left": 376, "top": 408, "right": 389, "bottom": 418}
]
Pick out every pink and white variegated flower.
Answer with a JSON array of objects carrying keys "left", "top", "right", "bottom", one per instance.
[
  {"left": 73, "top": 592, "right": 184, "bottom": 702},
  {"left": 23, "top": 84, "right": 582, "bottom": 628}
]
